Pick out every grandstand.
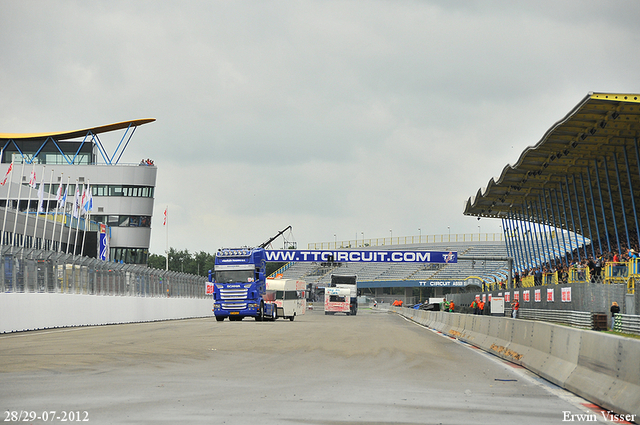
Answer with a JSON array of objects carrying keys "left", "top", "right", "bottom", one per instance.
[{"left": 277, "top": 93, "right": 640, "bottom": 313}]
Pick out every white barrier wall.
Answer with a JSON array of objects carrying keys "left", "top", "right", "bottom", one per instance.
[
  {"left": 393, "top": 307, "right": 640, "bottom": 421},
  {"left": 1, "top": 293, "right": 214, "bottom": 333}
]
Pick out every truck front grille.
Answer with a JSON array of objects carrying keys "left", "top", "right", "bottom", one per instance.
[{"left": 220, "top": 288, "right": 248, "bottom": 300}]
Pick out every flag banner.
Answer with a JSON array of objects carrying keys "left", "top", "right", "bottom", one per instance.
[
  {"left": 261, "top": 250, "right": 457, "bottom": 263},
  {"left": 59, "top": 186, "right": 68, "bottom": 209},
  {"left": 81, "top": 185, "right": 93, "bottom": 214},
  {"left": 0, "top": 162, "right": 13, "bottom": 186},
  {"left": 28, "top": 170, "right": 37, "bottom": 188},
  {"left": 37, "top": 182, "right": 44, "bottom": 213},
  {"left": 72, "top": 185, "right": 80, "bottom": 218},
  {"left": 163, "top": 208, "right": 167, "bottom": 225}
]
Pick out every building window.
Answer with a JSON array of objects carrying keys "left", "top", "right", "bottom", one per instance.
[
  {"left": 110, "top": 247, "right": 149, "bottom": 265},
  {"left": 93, "top": 215, "right": 151, "bottom": 228}
]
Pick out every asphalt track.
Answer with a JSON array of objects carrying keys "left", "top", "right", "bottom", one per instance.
[{"left": 0, "top": 307, "right": 608, "bottom": 424}]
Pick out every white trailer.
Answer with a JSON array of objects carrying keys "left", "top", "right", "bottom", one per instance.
[{"left": 266, "top": 278, "right": 306, "bottom": 321}]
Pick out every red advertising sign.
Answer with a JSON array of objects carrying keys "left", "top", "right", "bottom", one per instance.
[
  {"left": 505, "top": 292, "right": 510, "bottom": 303},
  {"left": 561, "top": 287, "right": 571, "bottom": 302},
  {"left": 523, "top": 290, "right": 530, "bottom": 302},
  {"left": 547, "top": 288, "right": 555, "bottom": 302},
  {"left": 535, "top": 289, "right": 541, "bottom": 302},
  {"left": 205, "top": 281, "right": 215, "bottom": 295}
]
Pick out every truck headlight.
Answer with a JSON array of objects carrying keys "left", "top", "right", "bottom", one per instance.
[{"left": 248, "top": 303, "right": 257, "bottom": 308}]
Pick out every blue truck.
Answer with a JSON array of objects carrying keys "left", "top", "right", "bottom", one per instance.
[
  {"left": 210, "top": 247, "right": 278, "bottom": 322},
  {"left": 210, "top": 227, "right": 294, "bottom": 322}
]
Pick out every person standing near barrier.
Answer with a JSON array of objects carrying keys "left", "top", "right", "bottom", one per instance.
[
  {"left": 478, "top": 300, "right": 485, "bottom": 315},
  {"left": 449, "top": 300, "right": 455, "bottom": 313},
  {"left": 610, "top": 301, "right": 620, "bottom": 330},
  {"left": 511, "top": 300, "right": 519, "bottom": 319},
  {"left": 471, "top": 299, "right": 478, "bottom": 315}
]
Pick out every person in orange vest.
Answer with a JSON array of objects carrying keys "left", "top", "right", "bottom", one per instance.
[
  {"left": 471, "top": 299, "right": 478, "bottom": 315},
  {"left": 478, "top": 300, "right": 485, "bottom": 315},
  {"left": 449, "top": 300, "right": 455, "bottom": 312}
]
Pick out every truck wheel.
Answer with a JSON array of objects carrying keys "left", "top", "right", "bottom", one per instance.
[
  {"left": 216, "top": 316, "right": 224, "bottom": 322},
  {"left": 255, "top": 303, "right": 264, "bottom": 321},
  {"left": 271, "top": 307, "right": 277, "bottom": 321},
  {"left": 289, "top": 313, "right": 295, "bottom": 321}
]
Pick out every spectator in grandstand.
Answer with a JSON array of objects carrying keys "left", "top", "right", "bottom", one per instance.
[
  {"left": 594, "top": 255, "right": 603, "bottom": 282},
  {"left": 629, "top": 249, "right": 637, "bottom": 259},
  {"left": 514, "top": 272, "right": 521, "bottom": 288},
  {"left": 559, "top": 267, "right": 569, "bottom": 284},
  {"left": 534, "top": 268, "right": 542, "bottom": 286},
  {"left": 610, "top": 301, "right": 620, "bottom": 330}
]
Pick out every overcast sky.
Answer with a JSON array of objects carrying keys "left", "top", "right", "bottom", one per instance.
[{"left": 2, "top": 1, "right": 640, "bottom": 255}]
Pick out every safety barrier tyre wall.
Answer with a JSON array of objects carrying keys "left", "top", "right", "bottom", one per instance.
[{"left": 392, "top": 307, "right": 640, "bottom": 420}]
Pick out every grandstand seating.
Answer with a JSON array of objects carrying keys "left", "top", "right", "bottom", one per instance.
[{"left": 276, "top": 240, "right": 510, "bottom": 285}]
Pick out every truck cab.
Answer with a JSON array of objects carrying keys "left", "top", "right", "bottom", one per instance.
[{"left": 211, "top": 247, "right": 277, "bottom": 321}]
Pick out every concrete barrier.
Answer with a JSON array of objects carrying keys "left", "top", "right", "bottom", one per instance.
[
  {"left": 393, "top": 307, "right": 640, "bottom": 420},
  {"left": 1, "top": 293, "right": 214, "bottom": 333}
]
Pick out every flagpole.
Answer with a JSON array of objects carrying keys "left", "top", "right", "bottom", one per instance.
[
  {"left": 80, "top": 181, "right": 90, "bottom": 257},
  {"left": 1, "top": 159, "right": 14, "bottom": 246},
  {"left": 51, "top": 173, "right": 62, "bottom": 251},
  {"left": 31, "top": 168, "right": 45, "bottom": 249},
  {"left": 12, "top": 161, "right": 26, "bottom": 247},
  {"left": 66, "top": 179, "right": 77, "bottom": 254},
  {"left": 21, "top": 163, "right": 36, "bottom": 248},
  {"left": 72, "top": 181, "right": 82, "bottom": 255},
  {"left": 40, "top": 169, "right": 54, "bottom": 250},
  {"left": 59, "top": 176, "right": 70, "bottom": 252},
  {"left": 165, "top": 205, "right": 168, "bottom": 271}
]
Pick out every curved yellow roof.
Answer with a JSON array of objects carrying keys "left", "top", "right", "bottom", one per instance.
[{"left": 0, "top": 118, "right": 156, "bottom": 141}]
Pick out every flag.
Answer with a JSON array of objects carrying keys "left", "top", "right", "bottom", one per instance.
[
  {"left": 55, "top": 182, "right": 63, "bottom": 206},
  {"left": 28, "top": 170, "right": 37, "bottom": 188},
  {"left": 0, "top": 162, "right": 13, "bottom": 186},
  {"left": 163, "top": 207, "right": 167, "bottom": 226},
  {"left": 59, "top": 185, "right": 68, "bottom": 209},
  {"left": 37, "top": 182, "right": 45, "bottom": 213},
  {"left": 72, "top": 184, "right": 80, "bottom": 218},
  {"left": 82, "top": 185, "right": 93, "bottom": 214}
]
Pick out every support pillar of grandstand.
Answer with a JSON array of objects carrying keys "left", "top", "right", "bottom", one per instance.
[
  {"left": 622, "top": 145, "right": 640, "bottom": 247},
  {"left": 578, "top": 174, "right": 596, "bottom": 259},
  {"left": 602, "top": 157, "right": 622, "bottom": 255},
  {"left": 375, "top": 287, "right": 383, "bottom": 299}
]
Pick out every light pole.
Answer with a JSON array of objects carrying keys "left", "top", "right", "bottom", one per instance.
[
  {"left": 361, "top": 232, "right": 364, "bottom": 247},
  {"left": 448, "top": 226, "right": 450, "bottom": 241},
  {"left": 389, "top": 229, "right": 392, "bottom": 244},
  {"left": 418, "top": 228, "right": 421, "bottom": 243},
  {"left": 334, "top": 234, "right": 337, "bottom": 248},
  {"left": 478, "top": 225, "right": 481, "bottom": 241}
]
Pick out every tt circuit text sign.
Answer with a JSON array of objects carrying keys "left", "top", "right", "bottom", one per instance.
[{"left": 265, "top": 250, "right": 457, "bottom": 264}]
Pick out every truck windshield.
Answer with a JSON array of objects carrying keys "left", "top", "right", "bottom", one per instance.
[{"left": 215, "top": 270, "right": 254, "bottom": 283}]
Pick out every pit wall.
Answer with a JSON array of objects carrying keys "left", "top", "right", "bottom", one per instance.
[
  {"left": 393, "top": 307, "right": 640, "bottom": 421},
  {"left": 1, "top": 293, "right": 214, "bottom": 333}
]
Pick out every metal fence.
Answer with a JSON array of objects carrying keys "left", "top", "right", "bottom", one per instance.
[
  {"left": 0, "top": 246, "right": 207, "bottom": 298},
  {"left": 516, "top": 308, "right": 593, "bottom": 329}
]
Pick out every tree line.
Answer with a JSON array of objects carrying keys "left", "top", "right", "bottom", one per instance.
[{"left": 148, "top": 248, "right": 286, "bottom": 277}]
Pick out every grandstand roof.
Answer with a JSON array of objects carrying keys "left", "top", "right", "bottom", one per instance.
[
  {"left": 464, "top": 92, "right": 640, "bottom": 239},
  {"left": 0, "top": 119, "right": 155, "bottom": 141}
]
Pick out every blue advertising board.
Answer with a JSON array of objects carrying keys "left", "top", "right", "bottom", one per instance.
[{"left": 264, "top": 250, "right": 457, "bottom": 264}]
